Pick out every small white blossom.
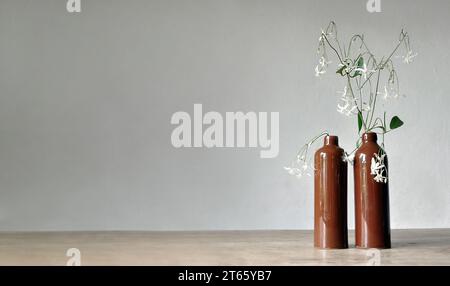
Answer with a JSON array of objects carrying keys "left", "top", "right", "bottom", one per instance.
[
  {"left": 378, "top": 85, "right": 390, "bottom": 100},
  {"left": 337, "top": 86, "right": 358, "bottom": 116},
  {"left": 315, "top": 56, "right": 331, "bottom": 77},
  {"left": 342, "top": 152, "right": 355, "bottom": 165},
  {"left": 378, "top": 85, "right": 403, "bottom": 100},
  {"left": 284, "top": 166, "right": 296, "bottom": 175},
  {"left": 402, "top": 50, "right": 418, "bottom": 64},
  {"left": 337, "top": 86, "right": 348, "bottom": 98},
  {"left": 337, "top": 101, "right": 357, "bottom": 116},
  {"left": 337, "top": 63, "right": 351, "bottom": 76},
  {"left": 315, "top": 64, "right": 326, "bottom": 77},
  {"left": 370, "top": 153, "right": 388, "bottom": 183},
  {"left": 285, "top": 147, "right": 316, "bottom": 179},
  {"left": 284, "top": 161, "right": 313, "bottom": 179},
  {"left": 318, "top": 56, "right": 331, "bottom": 67},
  {"left": 302, "top": 162, "right": 308, "bottom": 171},
  {"left": 319, "top": 30, "right": 326, "bottom": 42},
  {"left": 319, "top": 28, "right": 336, "bottom": 41},
  {"left": 373, "top": 171, "right": 387, "bottom": 183}
]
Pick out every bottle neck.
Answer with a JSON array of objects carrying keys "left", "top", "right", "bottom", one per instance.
[
  {"left": 362, "top": 132, "right": 378, "bottom": 144},
  {"left": 324, "top": 135, "right": 339, "bottom": 146}
]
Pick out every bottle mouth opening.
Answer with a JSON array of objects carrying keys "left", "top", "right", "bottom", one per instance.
[
  {"left": 324, "top": 135, "right": 339, "bottom": 146},
  {"left": 362, "top": 132, "right": 378, "bottom": 142}
]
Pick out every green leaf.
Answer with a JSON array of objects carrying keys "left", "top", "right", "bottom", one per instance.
[
  {"left": 336, "top": 65, "right": 346, "bottom": 76},
  {"left": 389, "top": 116, "right": 404, "bottom": 130},
  {"left": 356, "top": 56, "right": 364, "bottom": 69},
  {"left": 358, "top": 112, "right": 363, "bottom": 132},
  {"left": 353, "top": 57, "right": 364, "bottom": 77}
]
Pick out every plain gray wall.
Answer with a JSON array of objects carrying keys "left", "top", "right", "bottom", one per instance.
[{"left": 0, "top": 0, "right": 449, "bottom": 231}]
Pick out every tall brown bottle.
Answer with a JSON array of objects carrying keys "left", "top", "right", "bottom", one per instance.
[
  {"left": 354, "top": 132, "right": 391, "bottom": 249},
  {"left": 314, "top": 135, "right": 348, "bottom": 249}
]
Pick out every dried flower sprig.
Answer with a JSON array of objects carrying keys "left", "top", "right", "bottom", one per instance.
[
  {"left": 321, "top": 24, "right": 414, "bottom": 135},
  {"left": 287, "top": 22, "right": 416, "bottom": 183},
  {"left": 284, "top": 132, "right": 329, "bottom": 178}
]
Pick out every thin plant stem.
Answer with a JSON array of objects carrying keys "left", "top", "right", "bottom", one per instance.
[
  {"left": 360, "top": 36, "right": 407, "bottom": 89},
  {"left": 346, "top": 76, "right": 367, "bottom": 131},
  {"left": 368, "top": 68, "right": 382, "bottom": 128}
]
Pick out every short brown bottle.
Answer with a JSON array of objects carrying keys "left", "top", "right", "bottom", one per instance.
[
  {"left": 314, "top": 135, "right": 348, "bottom": 249},
  {"left": 354, "top": 132, "right": 391, "bottom": 249}
]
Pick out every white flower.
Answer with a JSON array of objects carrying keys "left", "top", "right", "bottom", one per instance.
[
  {"left": 342, "top": 153, "right": 355, "bottom": 165},
  {"left": 319, "top": 56, "right": 331, "bottom": 67},
  {"left": 337, "top": 101, "right": 357, "bottom": 116},
  {"left": 284, "top": 166, "right": 296, "bottom": 175},
  {"left": 336, "top": 58, "right": 357, "bottom": 76},
  {"left": 284, "top": 163, "right": 312, "bottom": 179},
  {"left": 285, "top": 157, "right": 314, "bottom": 179},
  {"left": 315, "top": 56, "right": 331, "bottom": 77},
  {"left": 378, "top": 85, "right": 390, "bottom": 100},
  {"left": 337, "top": 85, "right": 348, "bottom": 98},
  {"left": 402, "top": 50, "right": 418, "bottom": 64},
  {"left": 302, "top": 162, "right": 308, "bottom": 171},
  {"left": 378, "top": 85, "right": 402, "bottom": 100},
  {"left": 315, "top": 64, "right": 326, "bottom": 77},
  {"left": 319, "top": 28, "right": 335, "bottom": 41},
  {"left": 373, "top": 171, "right": 387, "bottom": 183},
  {"left": 370, "top": 157, "right": 382, "bottom": 174},
  {"left": 337, "top": 63, "right": 351, "bottom": 76},
  {"left": 337, "top": 86, "right": 358, "bottom": 116},
  {"left": 319, "top": 30, "right": 326, "bottom": 42},
  {"left": 370, "top": 153, "right": 388, "bottom": 183}
]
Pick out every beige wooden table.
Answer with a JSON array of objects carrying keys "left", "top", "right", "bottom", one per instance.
[{"left": 0, "top": 229, "right": 448, "bottom": 266}]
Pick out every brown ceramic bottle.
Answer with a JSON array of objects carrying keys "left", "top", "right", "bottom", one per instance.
[
  {"left": 354, "top": 132, "right": 391, "bottom": 249},
  {"left": 314, "top": 135, "right": 348, "bottom": 249}
]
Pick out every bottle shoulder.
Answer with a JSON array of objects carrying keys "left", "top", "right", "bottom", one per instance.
[
  {"left": 355, "top": 142, "right": 387, "bottom": 159},
  {"left": 315, "top": 145, "right": 344, "bottom": 156}
]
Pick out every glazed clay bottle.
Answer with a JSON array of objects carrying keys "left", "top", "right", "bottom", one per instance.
[
  {"left": 314, "top": 135, "right": 348, "bottom": 249},
  {"left": 354, "top": 132, "right": 391, "bottom": 249}
]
